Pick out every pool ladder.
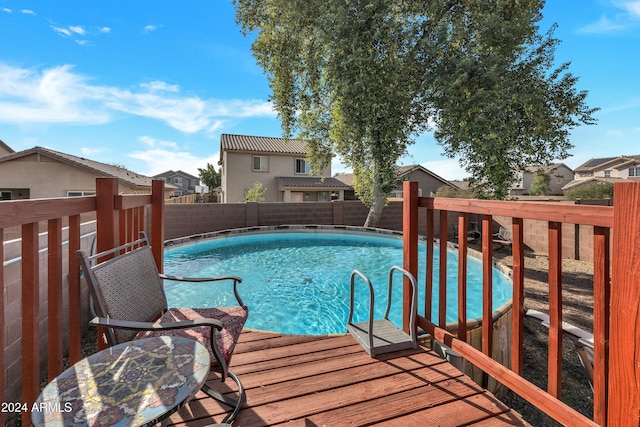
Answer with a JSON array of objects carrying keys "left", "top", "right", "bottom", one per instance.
[{"left": 346, "top": 266, "right": 418, "bottom": 357}]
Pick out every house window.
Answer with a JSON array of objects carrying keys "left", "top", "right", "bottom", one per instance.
[
  {"left": 295, "top": 158, "right": 311, "bottom": 174},
  {"left": 579, "top": 172, "right": 593, "bottom": 177},
  {"left": 253, "top": 156, "right": 269, "bottom": 171},
  {"left": 629, "top": 167, "right": 640, "bottom": 177},
  {"left": 67, "top": 191, "right": 96, "bottom": 197},
  {"left": 318, "top": 191, "right": 330, "bottom": 201},
  {"left": 174, "top": 177, "right": 183, "bottom": 186},
  {"left": 604, "top": 170, "right": 611, "bottom": 178}
]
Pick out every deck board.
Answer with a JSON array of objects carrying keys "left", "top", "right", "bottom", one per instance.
[{"left": 166, "top": 331, "right": 528, "bottom": 426}]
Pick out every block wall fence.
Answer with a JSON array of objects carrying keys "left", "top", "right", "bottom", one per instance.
[{"left": 165, "top": 199, "right": 607, "bottom": 262}]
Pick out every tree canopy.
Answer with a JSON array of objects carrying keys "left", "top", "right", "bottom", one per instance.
[
  {"left": 529, "top": 169, "right": 551, "bottom": 196},
  {"left": 234, "top": 0, "right": 597, "bottom": 224},
  {"left": 197, "top": 163, "right": 221, "bottom": 193}
]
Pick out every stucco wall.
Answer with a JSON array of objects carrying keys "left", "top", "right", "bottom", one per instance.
[
  {"left": 0, "top": 154, "right": 155, "bottom": 199},
  {"left": 222, "top": 151, "right": 331, "bottom": 203}
]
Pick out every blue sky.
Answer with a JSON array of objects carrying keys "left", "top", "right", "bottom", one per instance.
[{"left": 0, "top": 1, "right": 638, "bottom": 180}]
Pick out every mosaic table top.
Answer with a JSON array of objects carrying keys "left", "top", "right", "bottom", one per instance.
[{"left": 31, "top": 336, "right": 210, "bottom": 427}]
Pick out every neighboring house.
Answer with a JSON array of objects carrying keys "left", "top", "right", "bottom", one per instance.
[
  {"left": 0, "top": 139, "right": 15, "bottom": 157},
  {"left": 219, "top": 134, "right": 350, "bottom": 202},
  {"left": 510, "top": 163, "right": 574, "bottom": 196},
  {"left": 562, "top": 155, "right": 640, "bottom": 193},
  {"left": 335, "top": 164, "right": 458, "bottom": 199},
  {"left": 153, "top": 170, "right": 200, "bottom": 197},
  {"left": 0, "top": 146, "right": 175, "bottom": 200}
]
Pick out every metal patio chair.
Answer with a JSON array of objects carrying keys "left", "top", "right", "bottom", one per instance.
[{"left": 76, "top": 232, "right": 248, "bottom": 424}]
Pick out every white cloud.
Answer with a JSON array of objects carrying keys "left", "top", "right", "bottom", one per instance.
[
  {"left": 99, "top": 27, "right": 111, "bottom": 33},
  {"left": 617, "top": 0, "right": 640, "bottom": 17},
  {"left": 139, "top": 135, "right": 178, "bottom": 149},
  {"left": 51, "top": 25, "right": 72, "bottom": 37},
  {"left": 2, "top": 8, "right": 12, "bottom": 13},
  {"left": 128, "top": 148, "right": 218, "bottom": 176},
  {"left": 421, "top": 159, "right": 469, "bottom": 181},
  {"left": 580, "top": 1, "right": 640, "bottom": 33},
  {"left": 69, "top": 25, "right": 86, "bottom": 35},
  {"left": 21, "top": 9, "right": 36, "bottom": 15},
  {"left": 0, "top": 64, "right": 110, "bottom": 123},
  {"left": 0, "top": 63, "right": 276, "bottom": 132},
  {"left": 81, "top": 146, "right": 106, "bottom": 156},
  {"left": 580, "top": 16, "right": 627, "bottom": 33},
  {"left": 143, "top": 24, "right": 159, "bottom": 34}
]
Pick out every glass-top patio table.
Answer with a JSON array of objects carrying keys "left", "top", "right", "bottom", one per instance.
[{"left": 31, "top": 336, "right": 210, "bottom": 427}]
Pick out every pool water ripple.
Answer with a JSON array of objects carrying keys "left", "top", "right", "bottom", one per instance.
[{"left": 163, "top": 231, "right": 512, "bottom": 335}]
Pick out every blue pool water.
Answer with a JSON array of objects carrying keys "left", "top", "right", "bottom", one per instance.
[{"left": 163, "top": 230, "right": 512, "bottom": 335}]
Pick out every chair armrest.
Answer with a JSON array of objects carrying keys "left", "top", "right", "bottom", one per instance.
[
  {"left": 159, "top": 274, "right": 245, "bottom": 306},
  {"left": 89, "top": 316, "right": 223, "bottom": 331},
  {"left": 160, "top": 274, "right": 242, "bottom": 284}
]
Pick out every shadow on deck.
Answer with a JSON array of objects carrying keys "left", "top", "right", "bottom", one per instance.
[{"left": 167, "top": 330, "right": 528, "bottom": 426}]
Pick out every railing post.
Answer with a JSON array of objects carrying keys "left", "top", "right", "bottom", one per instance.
[
  {"left": 403, "top": 181, "right": 418, "bottom": 334},
  {"left": 151, "top": 179, "right": 165, "bottom": 272},
  {"left": 609, "top": 182, "right": 640, "bottom": 426},
  {"left": 96, "top": 177, "right": 119, "bottom": 254}
]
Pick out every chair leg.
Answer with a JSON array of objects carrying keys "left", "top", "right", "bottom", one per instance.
[{"left": 201, "top": 370, "right": 245, "bottom": 424}]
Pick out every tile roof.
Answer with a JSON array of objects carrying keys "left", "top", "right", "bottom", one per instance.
[
  {"left": 574, "top": 155, "right": 640, "bottom": 172},
  {"left": 276, "top": 176, "right": 352, "bottom": 188},
  {"left": 524, "top": 163, "right": 572, "bottom": 173},
  {"left": 0, "top": 146, "right": 155, "bottom": 187},
  {"left": 220, "top": 134, "right": 308, "bottom": 155},
  {"left": 334, "top": 164, "right": 457, "bottom": 188}
]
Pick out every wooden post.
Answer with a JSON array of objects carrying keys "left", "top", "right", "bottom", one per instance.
[
  {"left": 68, "top": 214, "right": 82, "bottom": 364},
  {"left": 481, "top": 215, "right": 493, "bottom": 356},
  {"left": 609, "top": 182, "right": 640, "bottom": 426},
  {"left": 593, "top": 226, "right": 610, "bottom": 425},
  {"left": 96, "top": 178, "right": 119, "bottom": 254},
  {"left": 439, "top": 210, "right": 448, "bottom": 327},
  {"left": 151, "top": 179, "right": 165, "bottom": 272},
  {"left": 457, "top": 213, "right": 468, "bottom": 341},
  {"left": 402, "top": 181, "right": 418, "bottom": 334},
  {"left": 548, "top": 221, "right": 563, "bottom": 398},
  {"left": 511, "top": 218, "right": 525, "bottom": 375},
  {"left": 21, "top": 222, "right": 39, "bottom": 426},
  {"left": 47, "top": 218, "right": 63, "bottom": 380}
]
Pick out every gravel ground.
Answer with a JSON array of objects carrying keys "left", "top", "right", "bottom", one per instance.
[{"left": 489, "top": 248, "right": 595, "bottom": 426}]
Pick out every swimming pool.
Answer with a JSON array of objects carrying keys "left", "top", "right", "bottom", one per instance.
[{"left": 163, "top": 227, "right": 513, "bottom": 335}]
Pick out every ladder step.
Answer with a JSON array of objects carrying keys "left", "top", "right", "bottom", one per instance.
[{"left": 347, "top": 319, "right": 416, "bottom": 357}]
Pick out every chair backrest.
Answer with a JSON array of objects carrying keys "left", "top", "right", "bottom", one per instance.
[{"left": 77, "top": 234, "right": 168, "bottom": 344}]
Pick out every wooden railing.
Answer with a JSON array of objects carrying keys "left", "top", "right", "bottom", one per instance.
[
  {"left": 0, "top": 177, "right": 164, "bottom": 426},
  {"left": 402, "top": 181, "right": 639, "bottom": 426}
]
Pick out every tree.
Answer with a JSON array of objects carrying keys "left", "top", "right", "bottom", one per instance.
[
  {"left": 197, "top": 163, "right": 221, "bottom": 194},
  {"left": 529, "top": 169, "right": 551, "bottom": 196},
  {"left": 427, "top": 1, "right": 598, "bottom": 199},
  {"left": 245, "top": 181, "right": 266, "bottom": 202},
  {"left": 234, "top": 0, "right": 597, "bottom": 224},
  {"left": 566, "top": 182, "right": 614, "bottom": 200}
]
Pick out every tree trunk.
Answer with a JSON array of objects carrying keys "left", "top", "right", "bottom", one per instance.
[{"left": 363, "top": 180, "right": 386, "bottom": 228}]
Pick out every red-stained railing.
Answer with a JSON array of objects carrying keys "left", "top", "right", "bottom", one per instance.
[
  {"left": 402, "top": 181, "right": 639, "bottom": 426},
  {"left": 0, "top": 177, "right": 164, "bottom": 426}
]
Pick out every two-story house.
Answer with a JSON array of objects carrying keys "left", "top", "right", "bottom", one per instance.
[
  {"left": 153, "top": 170, "right": 200, "bottom": 197},
  {"left": 510, "top": 163, "right": 574, "bottom": 196},
  {"left": 219, "top": 134, "right": 351, "bottom": 203},
  {"left": 562, "top": 155, "right": 640, "bottom": 193}
]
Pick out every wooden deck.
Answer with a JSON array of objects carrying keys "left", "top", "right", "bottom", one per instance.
[{"left": 166, "top": 330, "right": 529, "bottom": 426}]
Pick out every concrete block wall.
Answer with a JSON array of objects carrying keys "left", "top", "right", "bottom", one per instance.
[{"left": 3, "top": 222, "right": 95, "bottom": 402}]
